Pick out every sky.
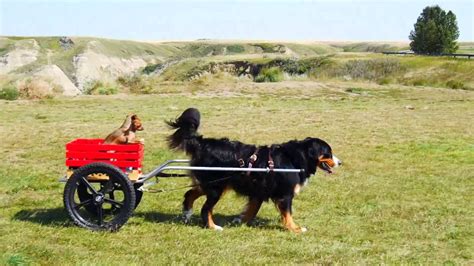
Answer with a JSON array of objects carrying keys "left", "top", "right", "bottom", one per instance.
[{"left": 0, "top": 0, "right": 473, "bottom": 41}]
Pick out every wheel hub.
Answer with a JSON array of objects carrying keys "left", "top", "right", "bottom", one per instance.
[{"left": 94, "top": 193, "right": 105, "bottom": 204}]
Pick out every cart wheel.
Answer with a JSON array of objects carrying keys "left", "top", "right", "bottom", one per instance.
[
  {"left": 77, "top": 180, "right": 143, "bottom": 211},
  {"left": 64, "top": 162, "right": 136, "bottom": 231}
]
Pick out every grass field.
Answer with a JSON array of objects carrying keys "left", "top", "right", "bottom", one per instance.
[{"left": 0, "top": 81, "right": 473, "bottom": 264}]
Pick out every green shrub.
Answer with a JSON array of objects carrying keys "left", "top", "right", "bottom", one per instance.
[
  {"left": 266, "top": 58, "right": 317, "bottom": 75},
  {"left": 253, "top": 43, "right": 279, "bottom": 53},
  {"left": 96, "top": 86, "right": 118, "bottom": 95},
  {"left": 255, "top": 67, "right": 283, "bottom": 82},
  {"left": 117, "top": 76, "right": 153, "bottom": 94},
  {"left": 446, "top": 80, "right": 465, "bottom": 90},
  {"left": 377, "top": 77, "right": 392, "bottom": 85},
  {"left": 17, "top": 79, "right": 54, "bottom": 99},
  {"left": 336, "top": 58, "right": 405, "bottom": 80},
  {"left": 84, "top": 81, "right": 118, "bottom": 95},
  {"left": 142, "top": 63, "right": 161, "bottom": 75},
  {"left": 412, "top": 79, "right": 429, "bottom": 86},
  {"left": 0, "top": 86, "right": 19, "bottom": 100},
  {"left": 345, "top": 87, "right": 367, "bottom": 94},
  {"left": 226, "top": 45, "right": 245, "bottom": 54}
]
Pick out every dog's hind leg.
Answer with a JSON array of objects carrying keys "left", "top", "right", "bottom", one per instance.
[
  {"left": 200, "top": 189, "right": 224, "bottom": 231},
  {"left": 276, "top": 197, "right": 307, "bottom": 233},
  {"left": 233, "top": 197, "right": 263, "bottom": 225},
  {"left": 182, "top": 186, "right": 204, "bottom": 223}
]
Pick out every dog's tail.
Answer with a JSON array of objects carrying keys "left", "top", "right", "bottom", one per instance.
[{"left": 166, "top": 107, "right": 201, "bottom": 154}]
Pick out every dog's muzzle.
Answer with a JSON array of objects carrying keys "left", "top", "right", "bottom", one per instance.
[{"left": 318, "top": 155, "right": 342, "bottom": 174}]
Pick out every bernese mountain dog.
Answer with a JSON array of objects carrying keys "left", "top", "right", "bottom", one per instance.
[{"left": 167, "top": 108, "right": 341, "bottom": 233}]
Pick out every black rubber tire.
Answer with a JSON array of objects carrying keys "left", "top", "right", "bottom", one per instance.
[{"left": 63, "top": 162, "right": 136, "bottom": 231}]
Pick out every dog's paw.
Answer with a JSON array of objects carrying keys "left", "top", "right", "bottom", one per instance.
[
  {"left": 138, "top": 138, "right": 145, "bottom": 144},
  {"left": 232, "top": 217, "right": 242, "bottom": 224},
  {"left": 287, "top": 226, "right": 308, "bottom": 233},
  {"left": 212, "top": 225, "right": 224, "bottom": 231},
  {"left": 293, "top": 226, "right": 308, "bottom": 233},
  {"left": 182, "top": 209, "right": 193, "bottom": 224}
]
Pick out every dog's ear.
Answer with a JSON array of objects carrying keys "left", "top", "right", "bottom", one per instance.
[
  {"left": 120, "top": 115, "right": 133, "bottom": 129},
  {"left": 131, "top": 114, "right": 137, "bottom": 120}
]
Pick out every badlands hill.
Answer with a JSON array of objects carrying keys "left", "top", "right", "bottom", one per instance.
[
  {"left": 0, "top": 36, "right": 410, "bottom": 95},
  {"left": 1, "top": 36, "right": 473, "bottom": 97}
]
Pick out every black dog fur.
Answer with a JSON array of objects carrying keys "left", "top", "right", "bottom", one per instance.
[{"left": 167, "top": 107, "right": 340, "bottom": 232}]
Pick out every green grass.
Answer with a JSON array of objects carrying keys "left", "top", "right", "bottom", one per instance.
[{"left": 0, "top": 82, "right": 473, "bottom": 264}]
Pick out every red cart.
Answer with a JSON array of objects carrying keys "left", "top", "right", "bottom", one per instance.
[{"left": 62, "top": 138, "right": 303, "bottom": 231}]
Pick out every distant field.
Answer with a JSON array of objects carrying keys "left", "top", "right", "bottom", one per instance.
[{"left": 0, "top": 82, "right": 472, "bottom": 264}]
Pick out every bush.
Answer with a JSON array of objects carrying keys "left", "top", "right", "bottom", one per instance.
[
  {"left": 17, "top": 79, "right": 54, "bottom": 99},
  {"left": 84, "top": 81, "right": 118, "bottom": 95},
  {"left": 377, "top": 77, "right": 393, "bottom": 85},
  {"left": 337, "top": 59, "right": 404, "bottom": 80},
  {"left": 226, "top": 45, "right": 245, "bottom": 54},
  {"left": 117, "top": 76, "right": 153, "bottom": 94},
  {"left": 142, "top": 63, "right": 161, "bottom": 75},
  {"left": 253, "top": 43, "right": 279, "bottom": 53},
  {"left": 255, "top": 67, "right": 283, "bottom": 82},
  {"left": 411, "top": 78, "right": 429, "bottom": 87},
  {"left": 446, "top": 80, "right": 465, "bottom": 90},
  {"left": 0, "top": 86, "right": 19, "bottom": 100}
]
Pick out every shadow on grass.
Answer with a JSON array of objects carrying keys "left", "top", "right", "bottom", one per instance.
[
  {"left": 12, "top": 208, "right": 282, "bottom": 231},
  {"left": 134, "top": 210, "right": 279, "bottom": 230},
  {"left": 13, "top": 208, "right": 71, "bottom": 227}
]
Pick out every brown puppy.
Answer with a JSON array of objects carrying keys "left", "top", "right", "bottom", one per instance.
[{"left": 104, "top": 114, "right": 144, "bottom": 144}]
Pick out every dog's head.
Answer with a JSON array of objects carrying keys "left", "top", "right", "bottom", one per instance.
[
  {"left": 121, "top": 114, "right": 144, "bottom": 132},
  {"left": 304, "top": 137, "right": 342, "bottom": 174},
  {"left": 130, "top": 114, "right": 144, "bottom": 132}
]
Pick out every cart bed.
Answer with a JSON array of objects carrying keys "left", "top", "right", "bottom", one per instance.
[{"left": 65, "top": 138, "right": 144, "bottom": 173}]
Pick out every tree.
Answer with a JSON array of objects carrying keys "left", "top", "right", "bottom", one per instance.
[{"left": 409, "top": 5, "right": 459, "bottom": 55}]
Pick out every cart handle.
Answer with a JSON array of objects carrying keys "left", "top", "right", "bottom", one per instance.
[{"left": 136, "top": 159, "right": 304, "bottom": 184}]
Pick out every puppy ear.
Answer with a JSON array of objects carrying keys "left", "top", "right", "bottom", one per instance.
[
  {"left": 120, "top": 115, "right": 133, "bottom": 129},
  {"left": 131, "top": 114, "right": 137, "bottom": 120}
]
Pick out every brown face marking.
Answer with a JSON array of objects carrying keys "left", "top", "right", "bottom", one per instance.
[{"left": 317, "top": 155, "right": 335, "bottom": 173}]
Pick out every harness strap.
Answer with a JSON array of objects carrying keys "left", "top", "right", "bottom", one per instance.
[
  {"left": 268, "top": 151, "right": 274, "bottom": 171},
  {"left": 246, "top": 149, "right": 259, "bottom": 176},
  {"left": 238, "top": 147, "right": 276, "bottom": 175}
]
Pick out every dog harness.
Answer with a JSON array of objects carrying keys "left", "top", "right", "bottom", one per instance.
[{"left": 238, "top": 148, "right": 275, "bottom": 175}]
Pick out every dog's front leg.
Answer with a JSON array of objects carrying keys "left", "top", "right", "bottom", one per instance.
[
  {"left": 276, "top": 197, "right": 307, "bottom": 233},
  {"left": 200, "top": 189, "right": 224, "bottom": 231}
]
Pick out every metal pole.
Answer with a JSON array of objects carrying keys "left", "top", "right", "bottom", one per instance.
[
  {"left": 136, "top": 159, "right": 304, "bottom": 183},
  {"left": 162, "top": 166, "right": 303, "bottom": 173}
]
